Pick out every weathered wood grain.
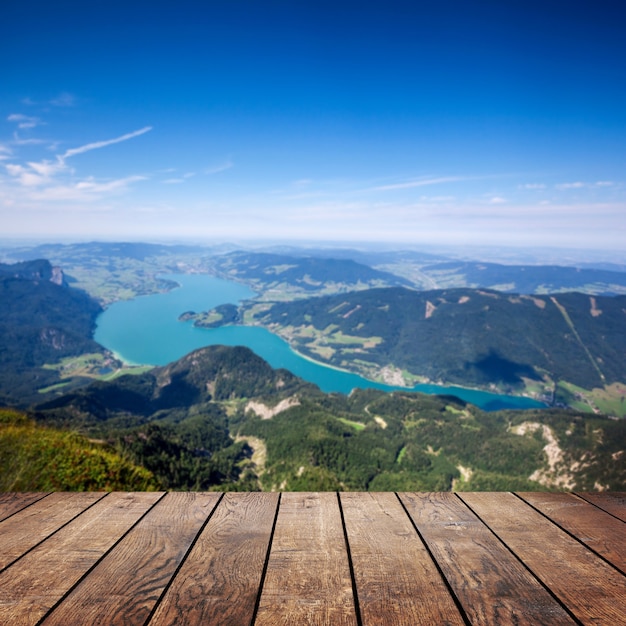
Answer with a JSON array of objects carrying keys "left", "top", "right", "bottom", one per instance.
[
  {"left": 0, "top": 491, "right": 105, "bottom": 571},
  {"left": 518, "top": 491, "right": 626, "bottom": 573},
  {"left": 460, "top": 491, "right": 626, "bottom": 625},
  {"left": 400, "top": 492, "right": 576, "bottom": 625},
  {"left": 1, "top": 491, "right": 624, "bottom": 625},
  {"left": 576, "top": 492, "right": 626, "bottom": 522},
  {"left": 254, "top": 492, "right": 357, "bottom": 626},
  {"left": 40, "top": 492, "right": 219, "bottom": 626},
  {"left": 341, "top": 492, "right": 464, "bottom": 626},
  {"left": 149, "top": 492, "right": 278, "bottom": 626},
  {"left": 0, "top": 492, "right": 49, "bottom": 522},
  {"left": 0, "top": 491, "right": 163, "bottom": 626}
]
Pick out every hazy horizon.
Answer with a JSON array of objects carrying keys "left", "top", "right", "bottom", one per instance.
[{"left": 2, "top": 1, "right": 625, "bottom": 249}]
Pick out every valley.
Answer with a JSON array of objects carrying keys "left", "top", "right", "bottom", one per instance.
[{"left": 0, "top": 241, "right": 624, "bottom": 493}]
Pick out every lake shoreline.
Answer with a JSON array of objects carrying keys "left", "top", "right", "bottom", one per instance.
[{"left": 95, "top": 273, "right": 547, "bottom": 411}]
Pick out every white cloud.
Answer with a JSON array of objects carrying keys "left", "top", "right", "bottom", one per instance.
[
  {"left": 488, "top": 196, "right": 507, "bottom": 204},
  {"left": 556, "top": 182, "right": 585, "bottom": 190},
  {"left": 7, "top": 114, "right": 42, "bottom": 129},
  {"left": 50, "top": 92, "right": 76, "bottom": 107},
  {"left": 0, "top": 144, "right": 11, "bottom": 161},
  {"left": 28, "top": 175, "right": 147, "bottom": 202},
  {"left": 4, "top": 125, "right": 151, "bottom": 203},
  {"left": 419, "top": 195, "right": 455, "bottom": 202},
  {"left": 75, "top": 175, "right": 147, "bottom": 193},
  {"left": 12, "top": 132, "right": 47, "bottom": 145},
  {"left": 27, "top": 159, "right": 66, "bottom": 177},
  {"left": 6, "top": 163, "right": 48, "bottom": 187},
  {"left": 62, "top": 126, "right": 153, "bottom": 159},
  {"left": 556, "top": 180, "right": 616, "bottom": 190},
  {"left": 5, "top": 158, "right": 68, "bottom": 187},
  {"left": 519, "top": 183, "right": 546, "bottom": 189},
  {"left": 371, "top": 176, "right": 466, "bottom": 191},
  {"left": 205, "top": 160, "right": 233, "bottom": 175}
]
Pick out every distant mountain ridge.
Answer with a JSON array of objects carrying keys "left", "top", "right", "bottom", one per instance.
[
  {"left": 208, "top": 251, "right": 414, "bottom": 294},
  {"left": 6, "top": 241, "right": 212, "bottom": 263},
  {"left": 420, "top": 261, "right": 626, "bottom": 295}
]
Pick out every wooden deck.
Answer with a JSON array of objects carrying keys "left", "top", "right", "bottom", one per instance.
[{"left": 0, "top": 492, "right": 624, "bottom": 625}]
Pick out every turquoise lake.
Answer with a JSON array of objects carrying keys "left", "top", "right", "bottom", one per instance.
[{"left": 94, "top": 274, "right": 547, "bottom": 412}]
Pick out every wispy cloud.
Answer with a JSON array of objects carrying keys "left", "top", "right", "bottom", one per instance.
[
  {"left": 0, "top": 144, "right": 11, "bottom": 161},
  {"left": 519, "top": 183, "right": 546, "bottom": 189},
  {"left": 419, "top": 195, "right": 455, "bottom": 202},
  {"left": 556, "top": 181, "right": 585, "bottom": 190},
  {"left": 74, "top": 175, "right": 147, "bottom": 193},
  {"left": 488, "top": 196, "right": 507, "bottom": 204},
  {"left": 556, "top": 181, "right": 614, "bottom": 190},
  {"left": 6, "top": 160, "right": 67, "bottom": 186},
  {"left": 28, "top": 175, "right": 147, "bottom": 202},
  {"left": 370, "top": 176, "right": 468, "bottom": 191},
  {"left": 4, "top": 124, "right": 153, "bottom": 205},
  {"left": 161, "top": 171, "right": 195, "bottom": 184},
  {"left": 205, "top": 160, "right": 233, "bottom": 175},
  {"left": 62, "top": 126, "right": 152, "bottom": 159},
  {"left": 7, "top": 114, "right": 42, "bottom": 129},
  {"left": 11, "top": 132, "right": 47, "bottom": 146},
  {"left": 50, "top": 92, "right": 76, "bottom": 107}
]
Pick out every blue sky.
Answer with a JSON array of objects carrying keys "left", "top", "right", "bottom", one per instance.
[{"left": 1, "top": 1, "right": 625, "bottom": 250}]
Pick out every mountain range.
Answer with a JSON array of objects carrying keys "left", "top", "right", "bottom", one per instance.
[{"left": 0, "top": 251, "right": 624, "bottom": 492}]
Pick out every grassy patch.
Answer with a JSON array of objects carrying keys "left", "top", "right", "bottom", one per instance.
[
  {"left": 38, "top": 381, "right": 71, "bottom": 394},
  {"left": 195, "top": 310, "right": 223, "bottom": 325},
  {"left": 336, "top": 417, "right": 366, "bottom": 431},
  {"left": 557, "top": 381, "right": 626, "bottom": 417},
  {"left": 328, "top": 331, "right": 383, "bottom": 346},
  {"left": 100, "top": 365, "right": 154, "bottom": 381},
  {"left": 0, "top": 409, "right": 158, "bottom": 491}
]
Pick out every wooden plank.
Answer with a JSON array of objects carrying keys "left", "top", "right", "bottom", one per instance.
[
  {"left": 460, "top": 492, "right": 626, "bottom": 625},
  {"left": 40, "top": 492, "right": 220, "bottom": 626},
  {"left": 518, "top": 491, "right": 626, "bottom": 573},
  {"left": 0, "top": 491, "right": 105, "bottom": 571},
  {"left": 0, "top": 491, "right": 163, "bottom": 626},
  {"left": 576, "top": 492, "right": 626, "bottom": 522},
  {"left": 341, "top": 492, "right": 464, "bottom": 626},
  {"left": 254, "top": 492, "right": 357, "bottom": 626},
  {"left": 0, "top": 492, "right": 49, "bottom": 522},
  {"left": 399, "top": 492, "right": 576, "bottom": 625},
  {"left": 149, "top": 492, "right": 278, "bottom": 626}
]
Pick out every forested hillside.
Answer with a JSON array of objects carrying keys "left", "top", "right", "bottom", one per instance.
[
  {"left": 207, "top": 251, "right": 414, "bottom": 297},
  {"left": 0, "top": 260, "right": 106, "bottom": 404},
  {"left": 30, "top": 346, "right": 625, "bottom": 492},
  {"left": 34, "top": 346, "right": 311, "bottom": 490},
  {"left": 247, "top": 287, "right": 626, "bottom": 392}
]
